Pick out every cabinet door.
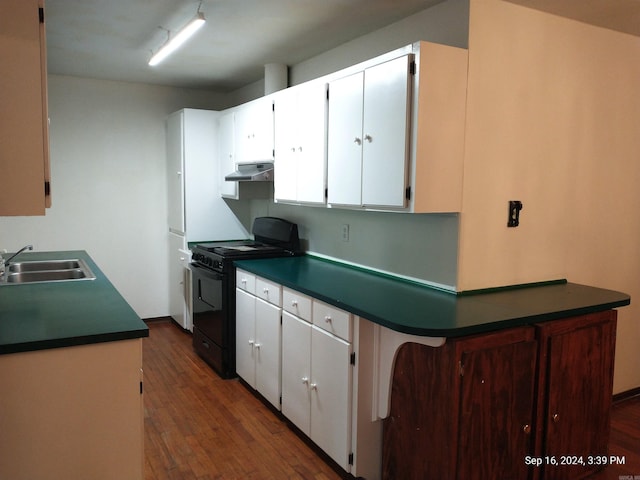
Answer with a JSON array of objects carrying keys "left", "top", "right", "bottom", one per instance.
[
  {"left": 0, "top": 0, "right": 50, "bottom": 216},
  {"left": 168, "top": 233, "right": 187, "bottom": 329},
  {"left": 457, "top": 339, "right": 537, "bottom": 480},
  {"left": 166, "top": 112, "right": 185, "bottom": 233},
  {"left": 361, "top": 55, "right": 411, "bottom": 208},
  {"left": 218, "top": 111, "right": 238, "bottom": 199},
  {"left": 311, "top": 326, "right": 352, "bottom": 470},
  {"left": 327, "top": 71, "right": 364, "bottom": 206},
  {"left": 255, "top": 298, "right": 281, "bottom": 410},
  {"left": 235, "top": 96, "right": 274, "bottom": 163},
  {"left": 296, "top": 82, "right": 328, "bottom": 204},
  {"left": 235, "top": 288, "right": 256, "bottom": 388},
  {"left": 281, "top": 311, "right": 312, "bottom": 436},
  {"left": 274, "top": 88, "right": 299, "bottom": 202},
  {"left": 274, "top": 82, "right": 327, "bottom": 204},
  {"left": 538, "top": 311, "right": 616, "bottom": 480}
]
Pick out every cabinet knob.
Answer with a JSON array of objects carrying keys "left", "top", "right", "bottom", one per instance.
[
  {"left": 301, "top": 377, "right": 309, "bottom": 384},
  {"left": 248, "top": 340, "right": 254, "bottom": 346},
  {"left": 254, "top": 343, "right": 261, "bottom": 349},
  {"left": 310, "top": 383, "right": 317, "bottom": 390},
  {"left": 324, "top": 315, "right": 332, "bottom": 323},
  {"left": 263, "top": 287, "right": 269, "bottom": 294},
  {"left": 354, "top": 137, "right": 362, "bottom": 145},
  {"left": 364, "top": 134, "right": 373, "bottom": 143},
  {"left": 241, "top": 278, "right": 247, "bottom": 284},
  {"left": 523, "top": 424, "right": 531, "bottom": 434},
  {"left": 291, "top": 300, "right": 298, "bottom": 307},
  {"left": 552, "top": 413, "right": 560, "bottom": 423}
]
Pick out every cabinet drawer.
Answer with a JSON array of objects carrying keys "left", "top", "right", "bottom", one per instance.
[
  {"left": 236, "top": 269, "right": 255, "bottom": 294},
  {"left": 312, "top": 300, "right": 352, "bottom": 342},
  {"left": 255, "top": 276, "right": 282, "bottom": 306},
  {"left": 283, "top": 288, "right": 312, "bottom": 322}
]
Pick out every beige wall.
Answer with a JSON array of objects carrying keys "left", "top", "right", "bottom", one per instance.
[{"left": 460, "top": 0, "right": 640, "bottom": 392}]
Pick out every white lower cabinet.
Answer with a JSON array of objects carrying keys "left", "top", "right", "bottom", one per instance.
[
  {"left": 235, "top": 274, "right": 282, "bottom": 410},
  {"left": 238, "top": 276, "right": 382, "bottom": 478},
  {"left": 282, "top": 292, "right": 353, "bottom": 471}
]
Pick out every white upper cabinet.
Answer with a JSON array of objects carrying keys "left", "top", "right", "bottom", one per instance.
[
  {"left": 274, "top": 81, "right": 328, "bottom": 205},
  {"left": 218, "top": 111, "right": 237, "bottom": 199},
  {"left": 326, "top": 72, "right": 364, "bottom": 206},
  {"left": 234, "top": 96, "right": 274, "bottom": 163},
  {"left": 328, "top": 55, "right": 412, "bottom": 209}
]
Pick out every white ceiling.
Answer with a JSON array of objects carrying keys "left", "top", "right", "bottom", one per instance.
[{"left": 45, "top": 0, "right": 444, "bottom": 91}]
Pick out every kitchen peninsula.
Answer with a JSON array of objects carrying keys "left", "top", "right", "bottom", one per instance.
[
  {"left": 235, "top": 255, "right": 630, "bottom": 479},
  {"left": 0, "top": 250, "right": 148, "bottom": 480}
]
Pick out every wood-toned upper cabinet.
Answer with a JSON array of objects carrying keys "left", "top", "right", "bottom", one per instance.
[
  {"left": 0, "top": 0, "right": 51, "bottom": 216},
  {"left": 274, "top": 81, "right": 328, "bottom": 205}
]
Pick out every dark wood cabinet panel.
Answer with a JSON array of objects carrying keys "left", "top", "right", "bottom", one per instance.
[
  {"left": 383, "top": 311, "right": 618, "bottom": 480},
  {"left": 383, "top": 326, "right": 536, "bottom": 480},
  {"left": 457, "top": 339, "right": 537, "bottom": 480},
  {"left": 535, "top": 310, "right": 617, "bottom": 480}
]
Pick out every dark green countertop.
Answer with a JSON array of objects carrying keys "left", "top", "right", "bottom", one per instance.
[
  {"left": 0, "top": 250, "right": 149, "bottom": 355},
  {"left": 234, "top": 256, "right": 630, "bottom": 337}
]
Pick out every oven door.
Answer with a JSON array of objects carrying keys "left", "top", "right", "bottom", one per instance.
[{"left": 189, "top": 263, "right": 233, "bottom": 377}]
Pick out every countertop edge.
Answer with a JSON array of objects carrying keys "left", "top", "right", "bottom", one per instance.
[{"left": 234, "top": 256, "right": 631, "bottom": 337}]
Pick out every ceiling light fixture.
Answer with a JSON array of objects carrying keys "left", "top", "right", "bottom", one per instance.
[{"left": 148, "top": 11, "right": 206, "bottom": 66}]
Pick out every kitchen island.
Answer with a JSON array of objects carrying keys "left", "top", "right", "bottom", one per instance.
[
  {"left": 0, "top": 250, "right": 148, "bottom": 480},
  {"left": 235, "top": 255, "right": 630, "bottom": 480}
]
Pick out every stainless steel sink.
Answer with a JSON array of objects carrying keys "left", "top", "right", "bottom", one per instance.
[
  {"left": 8, "top": 259, "right": 83, "bottom": 273},
  {"left": 0, "top": 258, "right": 96, "bottom": 285}
]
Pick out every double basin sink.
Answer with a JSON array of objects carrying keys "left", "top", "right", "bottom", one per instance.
[{"left": 0, "top": 258, "right": 96, "bottom": 285}]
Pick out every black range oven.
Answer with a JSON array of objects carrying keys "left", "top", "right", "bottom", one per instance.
[{"left": 189, "top": 217, "right": 300, "bottom": 379}]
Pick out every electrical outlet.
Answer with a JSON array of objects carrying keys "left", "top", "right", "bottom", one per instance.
[{"left": 341, "top": 224, "right": 350, "bottom": 242}]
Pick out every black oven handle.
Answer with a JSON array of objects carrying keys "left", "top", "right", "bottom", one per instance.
[{"left": 189, "top": 263, "right": 225, "bottom": 282}]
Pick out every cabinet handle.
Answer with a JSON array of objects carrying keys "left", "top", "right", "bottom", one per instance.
[
  {"left": 241, "top": 278, "right": 247, "bottom": 284},
  {"left": 301, "top": 376, "right": 309, "bottom": 384},
  {"left": 248, "top": 340, "right": 254, "bottom": 346},
  {"left": 202, "top": 340, "right": 210, "bottom": 349},
  {"left": 263, "top": 287, "right": 269, "bottom": 294},
  {"left": 254, "top": 343, "right": 261, "bottom": 350},
  {"left": 310, "top": 383, "right": 317, "bottom": 390},
  {"left": 523, "top": 424, "right": 531, "bottom": 434},
  {"left": 291, "top": 300, "right": 298, "bottom": 307},
  {"left": 552, "top": 413, "right": 560, "bottom": 423},
  {"left": 364, "top": 134, "right": 373, "bottom": 143},
  {"left": 324, "top": 315, "right": 332, "bottom": 323},
  {"left": 354, "top": 137, "right": 362, "bottom": 145}
]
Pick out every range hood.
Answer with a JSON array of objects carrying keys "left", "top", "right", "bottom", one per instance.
[{"left": 225, "top": 161, "right": 274, "bottom": 182}]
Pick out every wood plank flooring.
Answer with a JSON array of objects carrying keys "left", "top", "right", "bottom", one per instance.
[
  {"left": 143, "top": 320, "right": 342, "bottom": 480},
  {"left": 143, "top": 320, "right": 640, "bottom": 480}
]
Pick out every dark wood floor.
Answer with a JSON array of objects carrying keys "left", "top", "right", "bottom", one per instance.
[{"left": 143, "top": 320, "right": 640, "bottom": 480}]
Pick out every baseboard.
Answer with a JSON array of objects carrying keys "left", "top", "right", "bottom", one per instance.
[
  {"left": 143, "top": 316, "right": 172, "bottom": 324},
  {"left": 613, "top": 387, "right": 640, "bottom": 404}
]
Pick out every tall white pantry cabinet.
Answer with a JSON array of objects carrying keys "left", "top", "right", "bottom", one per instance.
[{"left": 167, "top": 109, "right": 248, "bottom": 331}]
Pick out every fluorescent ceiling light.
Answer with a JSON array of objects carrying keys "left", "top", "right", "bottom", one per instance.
[{"left": 149, "top": 13, "right": 206, "bottom": 66}]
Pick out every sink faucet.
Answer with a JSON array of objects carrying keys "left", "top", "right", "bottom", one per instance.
[{"left": 1, "top": 245, "right": 33, "bottom": 275}]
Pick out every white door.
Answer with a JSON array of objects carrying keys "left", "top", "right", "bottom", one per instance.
[
  {"left": 297, "top": 82, "right": 328, "bottom": 204},
  {"left": 166, "top": 111, "right": 185, "bottom": 233},
  {"left": 168, "top": 232, "right": 187, "bottom": 328},
  {"left": 361, "top": 55, "right": 412, "bottom": 208},
  {"left": 327, "top": 71, "right": 364, "bottom": 206},
  {"left": 255, "top": 298, "right": 282, "bottom": 410},
  {"left": 218, "top": 111, "right": 237, "bottom": 199},
  {"left": 310, "top": 326, "right": 352, "bottom": 470},
  {"left": 281, "top": 312, "right": 312, "bottom": 436},
  {"left": 235, "top": 289, "right": 256, "bottom": 388},
  {"left": 235, "top": 96, "right": 274, "bottom": 163},
  {"left": 274, "top": 89, "right": 299, "bottom": 202}
]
